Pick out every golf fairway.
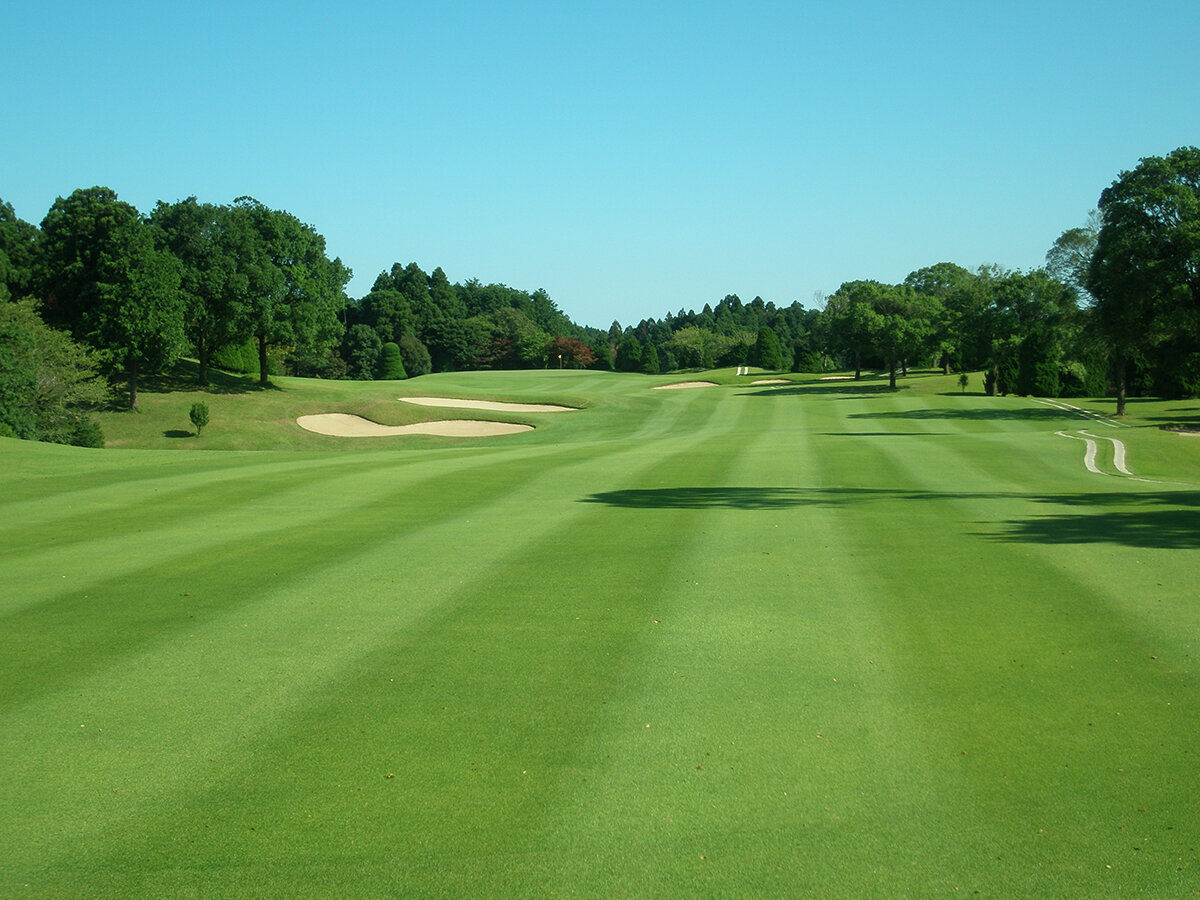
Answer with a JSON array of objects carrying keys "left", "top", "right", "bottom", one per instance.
[{"left": 2, "top": 371, "right": 1198, "bottom": 897}]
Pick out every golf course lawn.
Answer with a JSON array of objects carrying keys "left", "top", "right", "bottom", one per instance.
[{"left": 2, "top": 369, "right": 1199, "bottom": 897}]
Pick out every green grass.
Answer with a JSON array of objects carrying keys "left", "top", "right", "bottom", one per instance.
[{"left": 3, "top": 368, "right": 1200, "bottom": 897}]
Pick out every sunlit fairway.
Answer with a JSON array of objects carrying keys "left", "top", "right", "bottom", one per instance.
[{"left": 3, "top": 368, "right": 1199, "bottom": 897}]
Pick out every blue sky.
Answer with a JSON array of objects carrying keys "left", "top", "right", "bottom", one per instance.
[{"left": 4, "top": 1, "right": 1198, "bottom": 328}]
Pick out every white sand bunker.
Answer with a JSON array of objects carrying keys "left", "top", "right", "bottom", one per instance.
[
  {"left": 297, "top": 414, "right": 532, "bottom": 437},
  {"left": 819, "top": 375, "right": 854, "bottom": 381},
  {"left": 399, "top": 396, "right": 574, "bottom": 412},
  {"left": 653, "top": 381, "right": 718, "bottom": 390},
  {"left": 751, "top": 378, "right": 789, "bottom": 385}
]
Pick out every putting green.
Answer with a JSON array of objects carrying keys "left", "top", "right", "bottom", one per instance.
[{"left": 3, "top": 370, "right": 1199, "bottom": 898}]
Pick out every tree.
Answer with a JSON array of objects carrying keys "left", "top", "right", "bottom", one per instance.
[
  {"left": 356, "top": 288, "right": 413, "bottom": 344},
  {"left": 588, "top": 336, "right": 613, "bottom": 370},
  {"left": 150, "top": 198, "right": 249, "bottom": 385},
  {"left": 1046, "top": 212, "right": 1099, "bottom": 307},
  {"left": 821, "top": 281, "right": 885, "bottom": 378},
  {"left": 1088, "top": 147, "right": 1200, "bottom": 415},
  {"left": 475, "top": 307, "right": 549, "bottom": 368},
  {"left": 545, "top": 335, "right": 596, "bottom": 369},
  {"left": 615, "top": 336, "right": 643, "bottom": 372},
  {"left": 905, "top": 262, "right": 975, "bottom": 373},
  {"left": 1, "top": 198, "right": 39, "bottom": 303},
  {"left": 39, "top": 187, "right": 185, "bottom": 409},
  {"left": 749, "top": 326, "right": 784, "bottom": 370},
  {"left": 344, "top": 323, "right": 382, "bottom": 379},
  {"left": 639, "top": 342, "right": 661, "bottom": 374},
  {"left": 0, "top": 299, "right": 109, "bottom": 445},
  {"left": 229, "top": 198, "right": 350, "bottom": 386},
  {"left": 397, "top": 332, "right": 432, "bottom": 377}
]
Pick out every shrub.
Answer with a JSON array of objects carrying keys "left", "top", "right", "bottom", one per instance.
[
  {"left": 189, "top": 402, "right": 209, "bottom": 436},
  {"left": 378, "top": 342, "right": 407, "bottom": 379},
  {"left": 0, "top": 300, "right": 109, "bottom": 446},
  {"left": 398, "top": 333, "right": 432, "bottom": 377},
  {"left": 211, "top": 339, "right": 260, "bottom": 375}
]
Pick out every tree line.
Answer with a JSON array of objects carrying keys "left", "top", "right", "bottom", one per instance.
[
  {"left": 559, "top": 147, "right": 1199, "bottom": 403},
  {"left": 1, "top": 146, "right": 1197, "bottom": 445}
]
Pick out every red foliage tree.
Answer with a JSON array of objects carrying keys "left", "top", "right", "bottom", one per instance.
[{"left": 545, "top": 336, "right": 596, "bottom": 369}]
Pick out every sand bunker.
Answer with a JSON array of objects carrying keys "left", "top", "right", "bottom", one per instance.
[
  {"left": 751, "top": 379, "right": 789, "bottom": 385},
  {"left": 399, "top": 396, "right": 574, "bottom": 412},
  {"left": 819, "top": 375, "right": 854, "bottom": 381},
  {"left": 653, "top": 381, "right": 718, "bottom": 390},
  {"left": 297, "top": 414, "right": 532, "bottom": 437}
]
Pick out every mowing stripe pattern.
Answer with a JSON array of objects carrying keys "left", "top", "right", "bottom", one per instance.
[{"left": 2, "top": 373, "right": 1199, "bottom": 898}]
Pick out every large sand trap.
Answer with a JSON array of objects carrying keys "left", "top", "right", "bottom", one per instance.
[
  {"left": 399, "top": 396, "right": 574, "bottom": 412},
  {"left": 653, "top": 381, "right": 718, "bottom": 389},
  {"left": 751, "top": 378, "right": 789, "bottom": 385},
  {"left": 297, "top": 414, "right": 532, "bottom": 437}
]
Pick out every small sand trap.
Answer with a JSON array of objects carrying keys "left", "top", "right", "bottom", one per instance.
[
  {"left": 297, "top": 414, "right": 532, "bottom": 437},
  {"left": 819, "top": 375, "right": 854, "bottom": 381},
  {"left": 399, "top": 396, "right": 574, "bottom": 412},
  {"left": 653, "top": 381, "right": 718, "bottom": 390},
  {"left": 751, "top": 379, "right": 789, "bottom": 385}
]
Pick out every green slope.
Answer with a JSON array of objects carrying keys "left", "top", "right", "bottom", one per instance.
[{"left": 2, "top": 372, "right": 1198, "bottom": 897}]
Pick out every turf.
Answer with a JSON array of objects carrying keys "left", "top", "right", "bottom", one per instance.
[{"left": 2, "top": 369, "right": 1199, "bottom": 897}]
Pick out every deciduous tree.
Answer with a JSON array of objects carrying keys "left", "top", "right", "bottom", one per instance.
[
  {"left": 39, "top": 187, "right": 185, "bottom": 408},
  {"left": 1088, "top": 147, "right": 1200, "bottom": 414}
]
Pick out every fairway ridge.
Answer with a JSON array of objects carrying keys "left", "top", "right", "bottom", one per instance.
[{"left": 4, "top": 372, "right": 1200, "bottom": 898}]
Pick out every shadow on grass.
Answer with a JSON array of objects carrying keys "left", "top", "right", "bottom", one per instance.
[
  {"left": 104, "top": 363, "right": 280, "bottom": 411},
  {"left": 581, "top": 487, "right": 1200, "bottom": 549},
  {"left": 988, "top": 506, "right": 1200, "bottom": 548},
  {"left": 736, "top": 382, "right": 902, "bottom": 399},
  {"left": 163, "top": 430, "right": 194, "bottom": 438},
  {"left": 820, "top": 431, "right": 952, "bottom": 436},
  {"left": 141, "top": 360, "right": 277, "bottom": 395},
  {"left": 848, "top": 406, "right": 1080, "bottom": 422},
  {"left": 582, "top": 487, "right": 812, "bottom": 510}
]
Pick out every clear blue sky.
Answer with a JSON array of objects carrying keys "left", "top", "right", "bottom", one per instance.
[{"left": 4, "top": 1, "right": 1197, "bottom": 329}]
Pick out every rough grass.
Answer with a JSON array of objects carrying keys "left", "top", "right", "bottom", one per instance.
[{"left": 3, "top": 368, "right": 1199, "bottom": 897}]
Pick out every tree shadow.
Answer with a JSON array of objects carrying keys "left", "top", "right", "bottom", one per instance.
[
  {"left": 140, "top": 361, "right": 270, "bottom": 395},
  {"left": 581, "top": 486, "right": 1200, "bottom": 549},
  {"left": 981, "top": 490, "right": 1200, "bottom": 549},
  {"left": 737, "top": 381, "right": 903, "bottom": 398},
  {"left": 987, "top": 508, "right": 1200, "bottom": 548},
  {"left": 162, "top": 430, "right": 194, "bottom": 438},
  {"left": 581, "top": 487, "right": 813, "bottom": 510},
  {"left": 821, "top": 431, "right": 952, "bottom": 436},
  {"left": 848, "top": 406, "right": 1077, "bottom": 422}
]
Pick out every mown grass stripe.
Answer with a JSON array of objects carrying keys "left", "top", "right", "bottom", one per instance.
[{"left": 0, "top": 381, "right": 745, "bottom": 891}]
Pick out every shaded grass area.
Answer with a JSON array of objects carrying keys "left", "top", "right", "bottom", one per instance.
[
  {"left": 583, "top": 486, "right": 1200, "bottom": 549},
  {"left": 3, "top": 371, "right": 1200, "bottom": 897}
]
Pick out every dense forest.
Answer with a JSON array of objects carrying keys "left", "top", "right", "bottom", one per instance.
[{"left": 2, "top": 147, "right": 1198, "bottom": 444}]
